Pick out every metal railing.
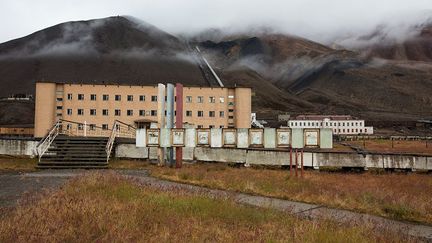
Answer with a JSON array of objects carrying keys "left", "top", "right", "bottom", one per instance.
[
  {"left": 36, "top": 120, "right": 62, "bottom": 162},
  {"left": 105, "top": 120, "right": 136, "bottom": 162},
  {"left": 36, "top": 119, "right": 136, "bottom": 163}
]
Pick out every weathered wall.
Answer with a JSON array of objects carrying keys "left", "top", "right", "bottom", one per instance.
[
  {"left": 115, "top": 143, "right": 432, "bottom": 171},
  {"left": 0, "top": 139, "right": 38, "bottom": 157}
]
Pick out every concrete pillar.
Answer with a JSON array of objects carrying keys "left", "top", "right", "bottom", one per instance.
[{"left": 157, "top": 83, "right": 166, "bottom": 166}]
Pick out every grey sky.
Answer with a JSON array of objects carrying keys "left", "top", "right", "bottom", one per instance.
[{"left": 1, "top": 0, "right": 431, "bottom": 43}]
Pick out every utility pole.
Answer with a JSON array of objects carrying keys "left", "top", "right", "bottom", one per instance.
[
  {"left": 166, "top": 83, "right": 175, "bottom": 167},
  {"left": 157, "top": 84, "right": 166, "bottom": 166},
  {"left": 175, "top": 83, "right": 184, "bottom": 168}
]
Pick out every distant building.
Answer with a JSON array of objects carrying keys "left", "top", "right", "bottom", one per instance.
[
  {"left": 0, "top": 124, "right": 34, "bottom": 137},
  {"left": 34, "top": 82, "right": 252, "bottom": 137},
  {"left": 288, "top": 115, "right": 373, "bottom": 135}
]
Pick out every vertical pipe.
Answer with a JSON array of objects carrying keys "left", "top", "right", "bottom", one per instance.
[
  {"left": 157, "top": 84, "right": 166, "bottom": 166},
  {"left": 175, "top": 83, "right": 184, "bottom": 168},
  {"left": 166, "top": 83, "right": 175, "bottom": 167},
  {"left": 84, "top": 121, "right": 87, "bottom": 137},
  {"left": 295, "top": 149, "right": 298, "bottom": 177},
  {"left": 289, "top": 148, "right": 293, "bottom": 176},
  {"left": 301, "top": 149, "right": 304, "bottom": 178}
]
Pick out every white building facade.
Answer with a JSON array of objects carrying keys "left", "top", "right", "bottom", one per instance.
[{"left": 288, "top": 115, "right": 373, "bottom": 135}]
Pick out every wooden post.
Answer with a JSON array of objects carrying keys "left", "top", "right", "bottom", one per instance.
[
  {"left": 289, "top": 148, "right": 293, "bottom": 176},
  {"left": 175, "top": 83, "right": 183, "bottom": 168}
]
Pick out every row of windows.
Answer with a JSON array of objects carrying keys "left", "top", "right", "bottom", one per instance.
[
  {"left": 65, "top": 109, "right": 226, "bottom": 118},
  {"left": 65, "top": 123, "right": 226, "bottom": 131},
  {"left": 66, "top": 93, "right": 234, "bottom": 105},
  {"left": 334, "top": 128, "right": 368, "bottom": 133},
  {"left": 67, "top": 93, "right": 157, "bottom": 102},
  {"left": 291, "top": 121, "right": 364, "bottom": 127}
]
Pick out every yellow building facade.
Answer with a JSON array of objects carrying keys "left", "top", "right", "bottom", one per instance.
[{"left": 34, "top": 82, "right": 252, "bottom": 137}]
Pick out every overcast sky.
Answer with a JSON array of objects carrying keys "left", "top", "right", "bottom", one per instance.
[{"left": 1, "top": 0, "right": 431, "bottom": 43}]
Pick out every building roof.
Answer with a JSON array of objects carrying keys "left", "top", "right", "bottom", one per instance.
[
  {"left": 35, "top": 81, "right": 252, "bottom": 89},
  {"left": 293, "top": 115, "right": 355, "bottom": 121}
]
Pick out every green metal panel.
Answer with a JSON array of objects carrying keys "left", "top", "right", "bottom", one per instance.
[
  {"left": 291, "top": 128, "right": 304, "bottom": 148},
  {"left": 320, "top": 128, "right": 333, "bottom": 149}
]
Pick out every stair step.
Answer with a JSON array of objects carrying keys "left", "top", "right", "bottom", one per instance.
[
  {"left": 36, "top": 165, "right": 108, "bottom": 169},
  {"left": 41, "top": 157, "right": 107, "bottom": 161}
]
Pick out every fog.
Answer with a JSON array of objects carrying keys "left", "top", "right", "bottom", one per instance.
[{"left": 1, "top": 0, "right": 431, "bottom": 46}]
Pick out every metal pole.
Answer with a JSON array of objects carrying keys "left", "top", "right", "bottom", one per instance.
[
  {"left": 166, "top": 83, "right": 175, "bottom": 167},
  {"left": 175, "top": 83, "right": 184, "bottom": 168},
  {"left": 295, "top": 149, "right": 298, "bottom": 177},
  {"left": 289, "top": 148, "right": 293, "bottom": 176},
  {"left": 157, "top": 84, "right": 166, "bottom": 166},
  {"left": 301, "top": 149, "right": 304, "bottom": 178}
]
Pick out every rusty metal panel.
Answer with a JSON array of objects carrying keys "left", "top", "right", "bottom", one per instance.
[
  {"left": 196, "top": 129, "right": 211, "bottom": 147},
  {"left": 146, "top": 128, "right": 160, "bottom": 147},
  {"left": 249, "top": 129, "right": 264, "bottom": 147},
  {"left": 276, "top": 128, "right": 291, "bottom": 148}
]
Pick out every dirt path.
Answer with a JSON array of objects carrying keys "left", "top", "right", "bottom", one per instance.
[{"left": 1, "top": 170, "right": 431, "bottom": 241}]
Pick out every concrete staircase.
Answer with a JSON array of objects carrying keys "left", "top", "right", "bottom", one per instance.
[{"left": 37, "top": 136, "right": 109, "bottom": 169}]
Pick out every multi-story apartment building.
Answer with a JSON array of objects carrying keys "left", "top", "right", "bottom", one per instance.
[
  {"left": 288, "top": 115, "right": 374, "bottom": 135},
  {"left": 34, "top": 82, "right": 252, "bottom": 137}
]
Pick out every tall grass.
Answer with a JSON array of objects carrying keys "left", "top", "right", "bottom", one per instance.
[
  {"left": 150, "top": 163, "right": 432, "bottom": 224},
  {"left": 0, "top": 173, "right": 411, "bottom": 242}
]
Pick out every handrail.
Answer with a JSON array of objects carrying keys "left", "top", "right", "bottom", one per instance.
[
  {"left": 105, "top": 120, "right": 136, "bottom": 162},
  {"left": 36, "top": 120, "right": 62, "bottom": 162},
  {"left": 105, "top": 121, "right": 119, "bottom": 162}
]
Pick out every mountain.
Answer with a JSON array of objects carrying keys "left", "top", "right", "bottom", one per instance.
[
  {"left": 0, "top": 16, "right": 432, "bottom": 127},
  {"left": 0, "top": 16, "right": 207, "bottom": 97},
  {"left": 197, "top": 32, "right": 432, "bottom": 121}
]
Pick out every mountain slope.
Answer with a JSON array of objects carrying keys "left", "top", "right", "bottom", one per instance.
[{"left": 0, "top": 16, "right": 207, "bottom": 97}]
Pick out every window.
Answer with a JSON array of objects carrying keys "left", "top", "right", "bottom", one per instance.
[
  {"left": 102, "top": 124, "right": 109, "bottom": 130},
  {"left": 209, "top": 111, "right": 215, "bottom": 117},
  {"left": 56, "top": 106, "right": 62, "bottom": 110},
  {"left": 228, "top": 95, "right": 234, "bottom": 99},
  {"left": 78, "top": 94, "right": 84, "bottom": 100},
  {"left": 197, "top": 111, "right": 204, "bottom": 117},
  {"left": 67, "top": 94, "right": 73, "bottom": 100},
  {"left": 209, "top": 96, "right": 216, "bottom": 103},
  {"left": 78, "top": 124, "right": 83, "bottom": 130},
  {"left": 151, "top": 110, "right": 157, "bottom": 116},
  {"left": 186, "top": 110, "right": 192, "bottom": 117},
  {"left": 151, "top": 96, "right": 157, "bottom": 102},
  {"left": 102, "top": 109, "right": 108, "bottom": 116},
  {"left": 220, "top": 97, "right": 225, "bottom": 103},
  {"left": 103, "top": 94, "right": 109, "bottom": 101},
  {"left": 66, "top": 124, "right": 72, "bottom": 130},
  {"left": 89, "top": 124, "right": 96, "bottom": 130},
  {"left": 219, "top": 111, "right": 225, "bottom": 118},
  {"left": 197, "top": 96, "right": 204, "bottom": 103},
  {"left": 115, "top": 95, "right": 121, "bottom": 101},
  {"left": 77, "top": 109, "right": 84, "bottom": 115},
  {"left": 228, "top": 116, "right": 234, "bottom": 119},
  {"left": 220, "top": 125, "right": 224, "bottom": 128},
  {"left": 127, "top": 110, "right": 133, "bottom": 116},
  {"left": 228, "top": 109, "right": 234, "bottom": 112},
  {"left": 209, "top": 125, "right": 215, "bottom": 128},
  {"left": 127, "top": 95, "right": 133, "bottom": 101},
  {"left": 90, "top": 94, "right": 96, "bottom": 100},
  {"left": 139, "top": 95, "right": 145, "bottom": 101},
  {"left": 90, "top": 109, "right": 96, "bottom": 116},
  {"left": 67, "top": 109, "right": 72, "bottom": 115},
  {"left": 56, "top": 97, "right": 63, "bottom": 102},
  {"left": 186, "top": 96, "right": 192, "bottom": 103},
  {"left": 115, "top": 109, "right": 121, "bottom": 116},
  {"left": 197, "top": 125, "right": 203, "bottom": 128}
]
